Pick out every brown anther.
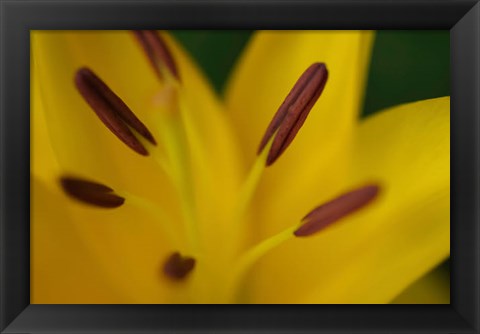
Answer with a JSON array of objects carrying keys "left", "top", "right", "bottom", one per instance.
[
  {"left": 133, "top": 30, "right": 180, "bottom": 81},
  {"left": 294, "top": 184, "right": 380, "bottom": 237},
  {"left": 258, "top": 63, "right": 328, "bottom": 166},
  {"left": 60, "top": 176, "right": 125, "bottom": 208},
  {"left": 75, "top": 67, "right": 156, "bottom": 156},
  {"left": 163, "top": 252, "right": 196, "bottom": 281}
]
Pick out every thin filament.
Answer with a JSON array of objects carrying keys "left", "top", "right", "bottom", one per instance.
[
  {"left": 119, "top": 191, "right": 181, "bottom": 247},
  {"left": 227, "top": 225, "right": 297, "bottom": 302}
]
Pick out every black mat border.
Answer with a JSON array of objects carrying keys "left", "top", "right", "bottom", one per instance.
[{"left": 1, "top": 0, "right": 479, "bottom": 333}]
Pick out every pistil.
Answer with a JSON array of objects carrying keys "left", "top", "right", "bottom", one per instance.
[{"left": 134, "top": 39, "right": 200, "bottom": 255}]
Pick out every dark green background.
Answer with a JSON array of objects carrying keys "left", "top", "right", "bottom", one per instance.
[
  {"left": 172, "top": 30, "right": 449, "bottom": 117},
  {"left": 172, "top": 30, "right": 451, "bottom": 298}
]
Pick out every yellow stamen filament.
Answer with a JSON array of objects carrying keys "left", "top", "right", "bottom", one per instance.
[
  {"left": 118, "top": 190, "right": 181, "bottom": 248},
  {"left": 227, "top": 138, "right": 275, "bottom": 258},
  {"left": 227, "top": 184, "right": 381, "bottom": 302},
  {"left": 227, "top": 225, "right": 298, "bottom": 302},
  {"left": 233, "top": 143, "right": 269, "bottom": 226}
]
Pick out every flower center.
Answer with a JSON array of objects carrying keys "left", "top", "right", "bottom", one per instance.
[{"left": 60, "top": 31, "right": 381, "bottom": 303}]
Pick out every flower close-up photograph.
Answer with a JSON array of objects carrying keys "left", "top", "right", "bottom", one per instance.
[{"left": 31, "top": 30, "right": 450, "bottom": 305}]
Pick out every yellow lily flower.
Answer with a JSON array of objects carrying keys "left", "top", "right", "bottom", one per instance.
[{"left": 31, "top": 30, "right": 449, "bottom": 304}]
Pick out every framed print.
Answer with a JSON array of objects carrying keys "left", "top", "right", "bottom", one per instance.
[{"left": 1, "top": 0, "right": 479, "bottom": 333}]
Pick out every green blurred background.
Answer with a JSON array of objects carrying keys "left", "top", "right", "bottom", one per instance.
[{"left": 172, "top": 30, "right": 450, "bottom": 303}]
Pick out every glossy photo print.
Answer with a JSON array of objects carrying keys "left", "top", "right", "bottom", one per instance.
[{"left": 31, "top": 30, "right": 450, "bottom": 304}]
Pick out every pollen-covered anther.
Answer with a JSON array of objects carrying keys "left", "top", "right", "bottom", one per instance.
[
  {"left": 258, "top": 63, "right": 328, "bottom": 166},
  {"left": 74, "top": 67, "right": 156, "bottom": 156},
  {"left": 133, "top": 30, "right": 180, "bottom": 81},
  {"left": 294, "top": 184, "right": 380, "bottom": 237},
  {"left": 163, "top": 252, "right": 196, "bottom": 281},
  {"left": 60, "top": 176, "right": 125, "bottom": 208}
]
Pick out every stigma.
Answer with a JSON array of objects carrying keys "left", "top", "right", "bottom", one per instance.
[
  {"left": 74, "top": 67, "right": 156, "bottom": 156},
  {"left": 258, "top": 63, "right": 328, "bottom": 166}
]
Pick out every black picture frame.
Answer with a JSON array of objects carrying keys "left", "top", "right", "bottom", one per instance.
[{"left": 1, "top": 0, "right": 479, "bottom": 333}]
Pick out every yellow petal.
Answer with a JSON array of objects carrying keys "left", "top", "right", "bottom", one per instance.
[
  {"left": 245, "top": 97, "right": 449, "bottom": 303},
  {"left": 391, "top": 263, "right": 450, "bottom": 304},
  {"left": 31, "top": 177, "right": 120, "bottom": 303},
  {"left": 31, "top": 62, "right": 60, "bottom": 184},
  {"left": 225, "top": 31, "right": 374, "bottom": 245}
]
